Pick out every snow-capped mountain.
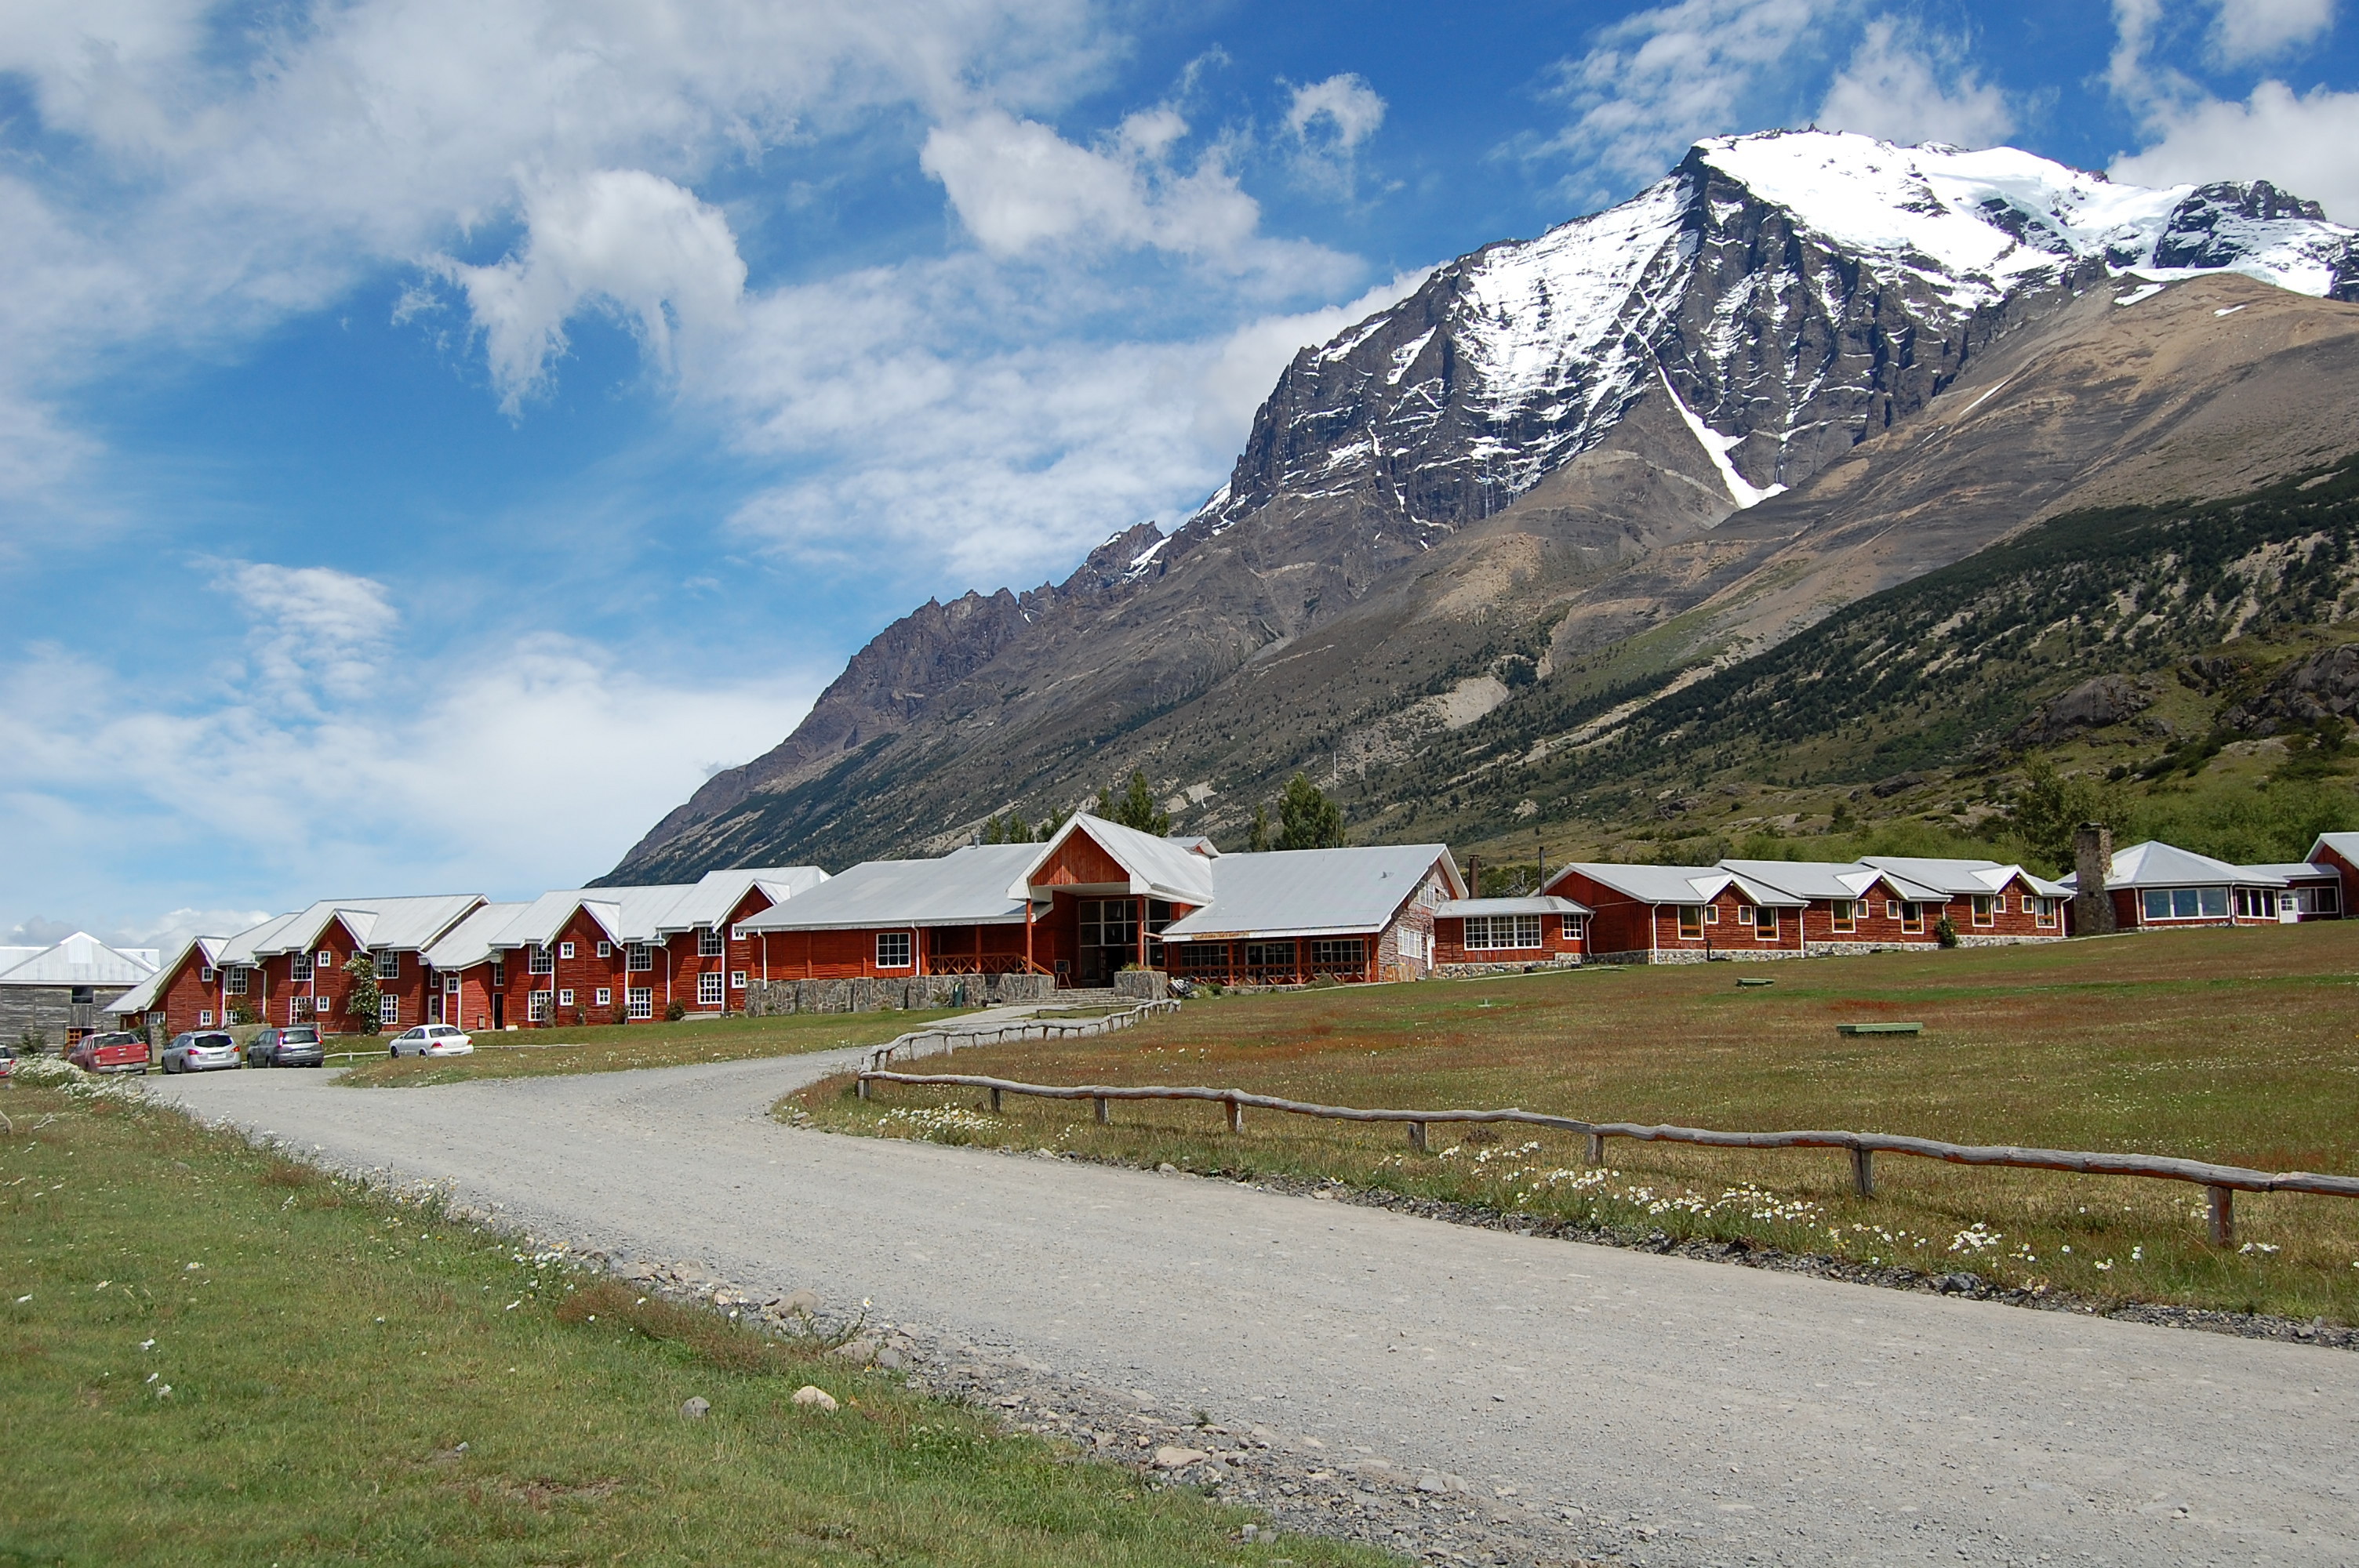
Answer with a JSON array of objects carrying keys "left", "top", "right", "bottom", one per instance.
[
  {"left": 609, "top": 132, "right": 2359, "bottom": 882},
  {"left": 1180, "top": 131, "right": 2358, "bottom": 544}
]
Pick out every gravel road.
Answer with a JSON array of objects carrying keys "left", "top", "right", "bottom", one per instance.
[{"left": 156, "top": 1054, "right": 2359, "bottom": 1566}]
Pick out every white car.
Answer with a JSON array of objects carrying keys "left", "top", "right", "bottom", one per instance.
[
  {"left": 388, "top": 1023, "right": 474, "bottom": 1058},
  {"left": 162, "top": 1030, "right": 241, "bottom": 1073}
]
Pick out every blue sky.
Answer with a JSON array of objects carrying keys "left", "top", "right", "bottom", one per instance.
[{"left": 5, "top": 0, "right": 2357, "bottom": 950}]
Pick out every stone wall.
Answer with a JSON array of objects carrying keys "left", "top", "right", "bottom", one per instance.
[
  {"left": 742, "top": 971, "right": 1054, "bottom": 1017},
  {"left": 1112, "top": 968, "right": 1170, "bottom": 1001},
  {"left": 1433, "top": 957, "right": 1583, "bottom": 979}
]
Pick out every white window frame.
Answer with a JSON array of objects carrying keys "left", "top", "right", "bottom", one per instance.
[
  {"left": 698, "top": 971, "right": 725, "bottom": 1007},
  {"left": 594, "top": 987, "right": 612, "bottom": 1008},
  {"left": 627, "top": 986, "right": 653, "bottom": 1021},
  {"left": 444, "top": 975, "right": 461, "bottom": 994},
  {"left": 730, "top": 970, "right": 747, "bottom": 990},
  {"left": 1561, "top": 916, "right": 1585, "bottom": 945},
  {"left": 875, "top": 931, "right": 914, "bottom": 969},
  {"left": 558, "top": 988, "right": 576, "bottom": 1008},
  {"left": 376, "top": 950, "right": 398, "bottom": 978},
  {"left": 624, "top": 942, "right": 652, "bottom": 971},
  {"left": 558, "top": 942, "right": 576, "bottom": 960},
  {"left": 528, "top": 946, "right": 553, "bottom": 975},
  {"left": 730, "top": 924, "right": 748, "bottom": 942},
  {"left": 198, "top": 1009, "right": 214, "bottom": 1027},
  {"left": 698, "top": 926, "right": 723, "bottom": 957},
  {"left": 223, "top": 967, "right": 249, "bottom": 995},
  {"left": 1971, "top": 895, "right": 1996, "bottom": 927},
  {"left": 1830, "top": 899, "right": 1856, "bottom": 934},
  {"left": 1676, "top": 905, "right": 1705, "bottom": 941},
  {"left": 1736, "top": 905, "right": 1754, "bottom": 925},
  {"left": 529, "top": 991, "right": 552, "bottom": 1023},
  {"left": 1754, "top": 906, "right": 1781, "bottom": 941},
  {"left": 1884, "top": 899, "right": 1899, "bottom": 920},
  {"left": 596, "top": 941, "right": 612, "bottom": 959},
  {"left": 379, "top": 995, "right": 398, "bottom": 1025},
  {"left": 199, "top": 964, "right": 215, "bottom": 984}
]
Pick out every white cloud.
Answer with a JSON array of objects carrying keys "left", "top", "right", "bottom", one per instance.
[
  {"left": 437, "top": 169, "right": 749, "bottom": 411},
  {"left": 2212, "top": 0, "right": 2336, "bottom": 60},
  {"left": 1816, "top": 20, "right": 2015, "bottom": 148},
  {"left": 919, "top": 107, "right": 1264, "bottom": 263},
  {"left": 1283, "top": 73, "right": 1387, "bottom": 192},
  {"left": 213, "top": 562, "right": 400, "bottom": 710},
  {"left": 2113, "top": 79, "right": 2359, "bottom": 220},
  {"left": 1542, "top": 0, "right": 1847, "bottom": 185}
]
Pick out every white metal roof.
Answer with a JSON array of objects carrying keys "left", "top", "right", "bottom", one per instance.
[
  {"left": 654, "top": 866, "right": 831, "bottom": 933},
  {"left": 1717, "top": 858, "right": 1951, "bottom": 904},
  {"left": 1014, "top": 814, "right": 1219, "bottom": 905},
  {"left": 420, "top": 902, "right": 534, "bottom": 971},
  {"left": 229, "top": 894, "right": 485, "bottom": 957},
  {"left": 1554, "top": 862, "right": 1743, "bottom": 906},
  {"left": 2058, "top": 840, "right": 2284, "bottom": 891},
  {"left": 1432, "top": 895, "right": 1592, "bottom": 919},
  {"left": 2306, "top": 832, "right": 2359, "bottom": 866},
  {"left": 2241, "top": 861, "right": 2337, "bottom": 880},
  {"left": 105, "top": 933, "right": 228, "bottom": 1014},
  {"left": 1859, "top": 856, "right": 2070, "bottom": 899},
  {"left": 0, "top": 946, "right": 43, "bottom": 973},
  {"left": 1160, "top": 845, "right": 1459, "bottom": 941},
  {"left": 743, "top": 844, "right": 1038, "bottom": 931},
  {"left": 0, "top": 932, "right": 160, "bottom": 989}
]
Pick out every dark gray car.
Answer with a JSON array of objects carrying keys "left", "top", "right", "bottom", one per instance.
[{"left": 246, "top": 1025, "right": 326, "bottom": 1068}]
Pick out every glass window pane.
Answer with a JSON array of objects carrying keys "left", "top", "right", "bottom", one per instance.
[
  {"left": 2172, "top": 888, "right": 2200, "bottom": 918},
  {"left": 2143, "top": 890, "right": 2169, "bottom": 920},
  {"left": 2199, "top": 887, "right": 2228, "bottom": 916}
]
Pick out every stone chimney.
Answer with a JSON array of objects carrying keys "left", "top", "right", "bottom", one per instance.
[{"left": 2073, "top": 822, "right": 2116, "bottom": 936}]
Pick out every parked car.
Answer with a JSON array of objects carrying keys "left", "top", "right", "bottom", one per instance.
[
  {"left": 246, "top": 1025, "right": 326, "bottom": 1068},
  {"left": 0, "top": 1044, "right": 14, "bottom": 1080},
  {"left": 387, "top": 1024, "right": 473, "bottom": 1058},
  {"left": 161, "top": 1031, "right": 240, "bottom": 1073},
  {"left": 66, "top": 1031, "right": 150, "bottom": 1074}
]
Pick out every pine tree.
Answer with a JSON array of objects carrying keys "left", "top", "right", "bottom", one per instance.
[
  {"left": 1248, "top": 804, "right": 1270, "bottom": 853},
  {"left": 1276, "top": 774, "right": 1346, "bottom": 850},
  {"left": 1098, "top": 770, "right": 1170, "bottom": 834}
]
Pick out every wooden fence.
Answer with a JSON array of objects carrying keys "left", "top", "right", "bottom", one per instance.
[
  {"left": 860, "top": 999, "right": 1182, "bottom": 1073},
  {"left": 855, "top": 1069, "right": 2359, "bottom": 1247}
]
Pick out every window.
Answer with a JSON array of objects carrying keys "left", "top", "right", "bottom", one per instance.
[
  {"left": 875, "top": 931, "right": 913, "bottom": 969},
  {"left": 1677, "top": 906, "right": 1705, "bottom": 941},
  {"left": 558, "top": 989, "right": 576, "bottom": 1008},
  {"left": 627, "top": 987, "right": 653, "bottom": 1020},
  {"left": 1397, "top": 928, "right": 1425, "bottom": 963},
  {"left": 1705, "top": 904, "right": 1720, "bottom": 922},
  {"left": 1971, "top": 895, "right": 1996, "bottom": 927},
  {"left": 376, "top": 950, "right": 398, "bottom": 978},
  {"left": 528, "top": 946, "right": 553, "bottom": 975},
  {"left": 594, "top": 988, "right": 612, "bottom": 1008},
  {"left": 1243, "top": 942, "right": 1296, "bottom": 971},
  {"left": 731, "top": 970, "right": 747, "bottom": 990},
  {"left": 379, "top": 995, "right": 398, "bottom": 1025},
  {"left": 1172, "top": 942, "right": 1230, "bottom": 971},
  {"left": 1464, "top": 915, "right": 1542, "bottom": 950},
  {"left": 2201, "top": 887, "right": 2229, "bottom": 916},
  {"left": 529, "top": 992, "right": 552, "bottom": 1023},
  {"left": 2036, "top": 898, "right": 2060, "bottom": 927},
  {"left": 1310, "top": 938, "right": 1367, "bottom": 968},
  {"left": 699, "top": 971, "right": 725, "bottom": 1006},
  {"left": 558, "top": 942, "right": 575, "bottom": 960},
  {"left": 1735, "top": 904, "right": 1754, "bottom": 924},
  {"left": 1078, "top": 899, "right": 1140, "bottom": 952},
  {"left": 444, "top": 975, "right": 461, "bottom": 994},
  {"left": 2143, "top": 889, "right": 2170, "bottom": 921},
  {"left": 1901, "top": 903, "right": 1925, "bottom": 935},
  {"left": 1754, "top": 907, "right": 1780, "bottom": 940},
  {"left": 1830, "top": 899, "right": 1856, "bottom": 934},
  {"left": 489, "top": 960, "right": 506, "bottom": 987},
  {"left": 200, "top": 964, "right": 215, "bottom": 984},
  {"left": 1561, "top": 916, "right": 1585, "bottom": 945},
  {"left": 289, "top": 996, "right": 314, "bottom": 1023},
  {"left": 625, "top": 942, "right": 652, "bottom": 971},
  {"left": 2319, "top": 884, "right": 2342, "bottom": 914},
  {"left": 292, "top": 952, "right": 313, "bottom": 982},
  {"left": 198, "top": 1010, "right": 214, "bottom": 1027},
  {"left": 2020, "top": 894, "right": 2036, "bottom": 915},
  {"left": 596, "top": 941, "right": 612, "bottom": 959},
  {"left": 317, "top": 949, "right": 335, "bottom": 969},
  {"left": 1884, "top": 900, "right": 1899, "bottom": 920},
  {"left": 730, "top": 924, "right": 748, "bottom": 942},
  {"left": 224, "top": 967, "right": 249, "bottom": 995},
  {"left": 698, "top": 927, "right": 723, "bottom": 957}
]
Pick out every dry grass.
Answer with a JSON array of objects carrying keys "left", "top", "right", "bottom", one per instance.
[
  {"left": 338, "top": 1008, "right": 970, "bottom": 1087},
  {"left": 0, "top": 1081, "right": 1379, "bottom": 1566},
  {"left": 797, "top": 924, "right": 2359, "bottom": 1322}
]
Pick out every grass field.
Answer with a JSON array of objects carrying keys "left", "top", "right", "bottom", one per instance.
[
  {"left": 336, "top": 1008, "right": 971, "bottom": 1087},
  {"left": 0, "top": 1073, "right": 1377, "bottom": 1567},
  {"left": 798, "top": 924, "right": 2359, "bottom": 1323}
]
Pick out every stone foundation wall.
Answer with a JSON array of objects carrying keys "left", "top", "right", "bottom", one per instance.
[
  {"left": 1950, "top": 933, "right": 2068, "bottom": 948},
  {"left": 1112, "top": 969, "right": 1170, "bottom": 1001},
  {"left": 1433, "top": 957, "right": 1584, "bottom": 979},
  {"left": 743, "top": 971, "right": 1054, "bottom": 1017}
]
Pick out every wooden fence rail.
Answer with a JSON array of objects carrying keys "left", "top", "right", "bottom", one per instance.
[
  {"left": 860, "top": 999, "right": 1181, "bottom": 1073},
  {"left": 855, "top": 1069, "right": 2359, "bottom": 1247}
]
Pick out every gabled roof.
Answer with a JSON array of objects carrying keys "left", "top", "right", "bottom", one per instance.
[
  {"left": 2307, "top": 831, "right": 2359, "bottom": 866},
  {"left": 1554, "top": 862, "right": 1740, "bottom": 906},
  {"left": 1717, "top": 858, "right": 1950, "bottom": 904},
  {"left": 215, "top": 910, "right": 307, "bottom": 967},
  {"left": 234, "top": 894, "right": 485, "bottom": 957},
  {"left": 0, "top": 946, "right": 43, "bottom": 973},
  {"left": 654, "top": 866, "right": 830, "bottom": 934},
  {"left": 1859, "top": 856, "right": 2070, "bottom": 899},
  {"left": 104, "top": 934, "right": 226, "bottom": 1014},
  {"left": 2059, "top": 840, "right": 2284, "bottom": 891},
  {"left": 1433, "top": 895, "right": 1592, "bottom": 919},
  {"left": 1015, "top": 814, "right": 1218, "bottom": 906},
  {"left": 743, "top": 844, "right": 1038, "bottom": 931},
  {"left": 1160, "top": 845, "right": 1460, "bottom": 941},
  {"left": 0, "top": 932, "right": 160, "bottom": 989},
  {"left": 420, "top": 902, "right": 534, "bottom": 971}
]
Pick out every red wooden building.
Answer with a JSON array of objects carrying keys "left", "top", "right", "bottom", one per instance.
[
  {"left": 1429, "top": 896, "right": 1590, "bottom": 973},
  {"left": 1856, "top": 858, "right": 2069, "bottom": 942},
  {"left": 1549, "top": 863, "right": 1808, "bottom": 963}
]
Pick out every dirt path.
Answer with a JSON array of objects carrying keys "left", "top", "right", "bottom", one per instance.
[{"left": 157, "top": 1058, "right": 2359, "bottom": 1566}]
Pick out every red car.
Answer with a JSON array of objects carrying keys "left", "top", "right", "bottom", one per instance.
[{"left": 66, "top": 1031, "right": 151, "bottom": 1075}]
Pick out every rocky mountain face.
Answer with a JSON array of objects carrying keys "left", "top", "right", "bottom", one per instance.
[{"left": 605, "top": 132, "right": 2359, "bottom": 882}]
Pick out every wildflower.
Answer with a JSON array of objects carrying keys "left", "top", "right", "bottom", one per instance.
[
  {"left": 2130, "top": 1247, "right": 2143, "bottom": 1261},
  {"left": 2093, "top": 1261, "right": 2114, "bottom": 1272}
]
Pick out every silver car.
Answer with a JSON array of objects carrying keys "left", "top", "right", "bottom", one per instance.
[
  {"left": 387, "top": 1023, "right": 474, "bottom": 1058},
  {"left": 162, "top": 1031, "right": 241, "bottom": 1073}
]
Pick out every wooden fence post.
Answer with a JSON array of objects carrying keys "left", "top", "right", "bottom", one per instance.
[
  {"left": 989, "top": 1087, "right": 1002, "bottom": 1112},
  {"left": 1093, "top": 1095, "right": 1109, "bottom": 1126},
  {"left": 1850, "top": 1147, "right": 1874, "bottom": 1199},
  {"left": 1585, "top": 1132, "right": 1606, "bottom": 1167},
  {"left": 2208, "top": 1185, "right": 2234, "bottom": 1247},
  {"left": 1226, "top": 1096, "right": 1244, "bottom": 1134},
  {"left": 1408, "top": 1121, "right": 1427, "bottom": 1153},
  {"left": 856, "top": 1076, "right": 869, "bottom": 1101}
]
